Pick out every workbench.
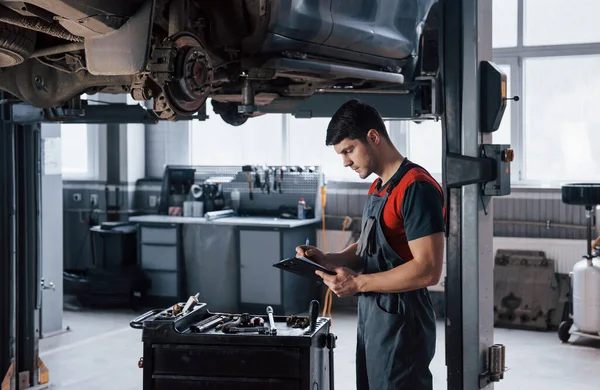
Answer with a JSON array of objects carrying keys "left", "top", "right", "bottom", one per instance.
[{"left": 129, "top": 215, "right": 321, "bottom": 315}]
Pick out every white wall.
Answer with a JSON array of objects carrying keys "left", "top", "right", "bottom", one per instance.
[{"left": 41, "top": 123, "right": 64, "bottom": 335}]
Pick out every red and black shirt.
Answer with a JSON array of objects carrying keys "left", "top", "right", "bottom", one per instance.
[{"left": 367, "top": 159, "right": 446, "bottom": 261}]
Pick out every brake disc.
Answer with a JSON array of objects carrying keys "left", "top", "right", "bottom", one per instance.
[{"left": 157, "top": 33, "right": 213, "bottom": 120}]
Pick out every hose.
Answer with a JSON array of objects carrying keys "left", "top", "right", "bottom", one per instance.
[{"left": 322, "top": 215, "right": 353, "bottom": 322}]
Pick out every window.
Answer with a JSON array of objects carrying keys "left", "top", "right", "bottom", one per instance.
[
  {"left": 288, "top": 116, "right": 371, "bottom": 182},
  {"left": 61, "top": 124, "right": 98, "bottom": 179},
  {"left": 493, "top": 0, "right": 518, "bottom": 48},
  {"left": 493, "top": 64, "right": 512, "bottom": 145},
  {"left": 407, "top": 120, "right": 442, "bottom": 180},
  {"left": 288, "top": 116, "right": 401, "bottom": 182},
  {"left": 523, "top": 55, "right": 600, "bottom": 182},
  {"left": 190, "top": 99, "right": 284, "bottom": 165},
  {"left": 524, "top": 0, "right": 600, "bottom": 46}
]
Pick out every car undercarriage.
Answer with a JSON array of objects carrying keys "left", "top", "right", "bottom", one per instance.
[{"left": 0, "top": 0, "right": 440, "bottom": 124}]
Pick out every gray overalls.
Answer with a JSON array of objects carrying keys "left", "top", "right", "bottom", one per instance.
[{"left": 355, "top": 161, "right": 437, "bottom": 390}]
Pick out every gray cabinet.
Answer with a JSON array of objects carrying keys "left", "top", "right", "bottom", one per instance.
[
  {"left": 240, "top": 230, "right": 282, "bottom": 306},
  {"left": 138, "top": 223, "right": 184, "bottom": 305},
  {"left": 238, "top": 226, "right": 319, "bottom": 315},
  {"left": 182, "top": 224, "right": 238, "bottom": 313},
  {"left": 132, "top": 218, "right": 320, "bottom": 315}
]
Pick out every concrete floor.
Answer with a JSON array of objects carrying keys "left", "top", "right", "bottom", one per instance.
[{"left": 39, "top": 306, "right": 600, "bottom": 390}]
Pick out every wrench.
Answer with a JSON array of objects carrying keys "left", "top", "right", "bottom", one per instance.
[
  {"left": 227, "top": 326, "right": 267, "bottom": 334},
  {"left": 266, "top": 306, "right": 277, "bottom": 335},
  {"left": 190, "top": 315, "right": 230, "bottom": 333}
]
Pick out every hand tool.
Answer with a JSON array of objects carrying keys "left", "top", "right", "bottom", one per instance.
[
  {"left": 216, "top": 316, "right": 236, "bottom": 331},
  {"left": 242, "top": 165, "right": 253, "bottom": 200},
  {"left": 182, "top": 293, "right": 200, "bottom": 314},
  {"left": 190, "top": 314, "right": 231, "bottom": 333},
  {"left": 266, "top": 306, "right": 277, "bottom": 335},
  {"left": 286, "top": 315, "right": 309, "bottom": 328},
  {"left": 308, "top": 300, "right": 320, "bottom": 333},
  {"left": 264, "top": 168, "right": 271, "bottom": 194},
  {"left": 273, "top": 167, "right": 278, "bottom": 192},
  {"left": 171, "top": 303, "right": 184, "bottom": 316},
  {"left": 226, "top": 326, "right": 267, "bottom": 334},
  {"left": 279, "top": 166, "right": 285, "bottom": 193},
  {"left": 250, "top": 316, "right": 265, "bottom": 327},
  {"left": 269, "top": 167, "right": 275, "bottom": 193},
  {"left": 221, "top": 313, "right": 251, "bottom": 333},
  {"left": 254, "top": 167, "right": 262, "bottom": 192}
]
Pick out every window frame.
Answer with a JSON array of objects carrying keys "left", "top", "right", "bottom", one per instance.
[
  {"left": 188, "top": 107, "right": 286, "bottom": 167},
  {"left": 491, "top": 0, "right": 600, "bottom": 188}
]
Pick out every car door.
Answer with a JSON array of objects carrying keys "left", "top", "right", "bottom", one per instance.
[
  {"left": 267, "top": 0, "right": 333, "bottom": 45},
  {"left": 324, "top": 0, "right": 433, "bottom": 60}
]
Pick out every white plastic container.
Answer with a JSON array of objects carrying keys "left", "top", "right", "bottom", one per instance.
[
  {"left": 572, "top": 258, "right": 600, "bottom": 334},
  {"left": 183, "top": 201, "right": 194, "bottom": 217}
]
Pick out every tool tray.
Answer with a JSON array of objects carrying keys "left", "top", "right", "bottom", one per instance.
[{"left": 131, "top": 303, "right": 336, "bottom": 390}]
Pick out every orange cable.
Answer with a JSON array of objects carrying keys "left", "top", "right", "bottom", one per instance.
[{"left": 320, "top": 186, "right": 333, "bottom": 320}]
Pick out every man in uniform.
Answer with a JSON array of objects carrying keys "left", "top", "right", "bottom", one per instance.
[{"left": 296, "top": 99, "right": 445, "bottom": 390}]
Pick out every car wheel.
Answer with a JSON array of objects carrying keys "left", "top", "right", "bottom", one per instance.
[
  {"left": 0, "top": 22, "right": 36, "bottom": 67},
  {"left": 211, "top": 100, "right": 249, "bottom": 126}
]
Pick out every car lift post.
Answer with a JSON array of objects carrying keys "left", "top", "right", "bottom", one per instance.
[
  {"left": 443, "top": 0, "right": 502, "bottom": 389},
  {"left": 1, "top": 91, "right": 47, "bottom": 390},
  {"left": 1, "top": 93, "right": 169, "bottom": 390},
  {"left": 1, "top": 93, "right": 17, "bottom": 390}
]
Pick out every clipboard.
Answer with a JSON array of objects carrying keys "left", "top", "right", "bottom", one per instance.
[{"left": 273, "top": 256, "right": 337, "bottom": 281}]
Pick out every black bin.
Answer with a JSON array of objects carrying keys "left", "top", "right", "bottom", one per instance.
[{"left": 90, "top": 222, "right": 138, "bottom": 270}]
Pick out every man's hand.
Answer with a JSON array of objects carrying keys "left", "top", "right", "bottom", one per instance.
[
  {"left": 316, "top": 266, "right": 362, "bottom": 298},
  {"left": 295, "top": 245, "right": 325, "bottom": 264}
]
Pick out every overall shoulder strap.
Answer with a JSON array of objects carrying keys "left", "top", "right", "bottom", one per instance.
[{"left": 386, "top": 160, "right": 419, "bottom": 194}]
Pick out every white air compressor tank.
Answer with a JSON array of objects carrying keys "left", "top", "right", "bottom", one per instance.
[
  {"left": 572, "top": 258, "right": 600, "bottom": 334},
  {"left": 559, "top": 183, "right": 600, "bottom": 343}
]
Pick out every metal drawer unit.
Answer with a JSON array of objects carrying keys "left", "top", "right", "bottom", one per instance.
[
  {"left": 138, "top": 223, "right": 185, "bottom": 305},
  {"left": 130, "top": 302, "right": 336, "bottom": 390}
]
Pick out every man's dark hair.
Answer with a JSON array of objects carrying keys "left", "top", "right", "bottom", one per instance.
[{"left": 325, "top": 99, "right": 389, "bottom": 146}]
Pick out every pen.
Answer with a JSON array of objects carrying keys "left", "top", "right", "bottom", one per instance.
[{"left": 305, "top": 238, "right": 310, "bottom": 247}]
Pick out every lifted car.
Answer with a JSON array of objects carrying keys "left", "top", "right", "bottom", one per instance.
[{"left": 0, "top": 0, "right": 441, "bottom": 124}]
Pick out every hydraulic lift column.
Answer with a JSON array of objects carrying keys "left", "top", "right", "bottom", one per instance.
[
  {"left": 442, "top": 0, "right": 500, "bottom": 389},
  {"left": 1, "top": 91, "right": 47, "bottom": 389},
  {"left": 1, "top": 94, "right": 17, "bottom": 390},
  {"left": 15, "top": 119, "right": 42, "bottom": 389}
]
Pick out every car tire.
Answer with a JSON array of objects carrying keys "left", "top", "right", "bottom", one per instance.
[{"left": 0, "top": 22, "right": 36, "bottom": 67}]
